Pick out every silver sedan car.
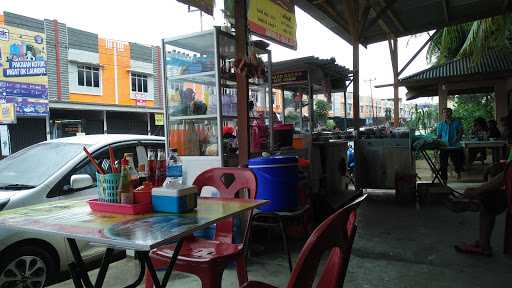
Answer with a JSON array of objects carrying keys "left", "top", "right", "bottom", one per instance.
[{"left": 0, "top": 134, "right": 165, "bottom": 288}]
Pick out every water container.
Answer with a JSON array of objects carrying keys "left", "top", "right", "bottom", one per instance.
[{"left": 248, "top": 156, "right": 298, "bottom": 212}]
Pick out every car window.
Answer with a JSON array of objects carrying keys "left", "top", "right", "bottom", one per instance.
[
  {"left": 0, "top": 142, "right": 87, "bottom": 188},
  {"left": 46, "top": 141, "right": 163, "bottom": 198}
]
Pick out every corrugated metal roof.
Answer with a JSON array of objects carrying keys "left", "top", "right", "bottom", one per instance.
[
  {"left": 273, "top": 56, "right": 352, "bottom": 80},
  {"left": 400, "top": 50, "right": 512, "bottom": 83},
  {"left": 297, "top": 0, "right": 511, "bottom": 45}
]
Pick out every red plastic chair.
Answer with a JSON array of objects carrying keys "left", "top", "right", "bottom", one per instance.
[
  {"left": 504, "top": 164, "right": 512, "bottom": 254},
  {"left": 145, "top": 167, "right": 257, "bottom": 288},
  {"left": 242, "top": 194, "right": 367, "bottom": 288}
]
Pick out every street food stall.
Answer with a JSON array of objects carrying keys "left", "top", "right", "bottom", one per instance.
[
  {"left": 161, "top": 28, "right": 272, "bottom": 184},
  {"left": 271, "top": 57, "right": 354, "bottom": 215},
  {"left": 355, "top": 127, "right": 416, "bottom": 190}
]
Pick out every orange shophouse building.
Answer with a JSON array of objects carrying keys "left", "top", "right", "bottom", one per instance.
[{"left": 1, "top": 12, "right": 164, "bottom": 153}]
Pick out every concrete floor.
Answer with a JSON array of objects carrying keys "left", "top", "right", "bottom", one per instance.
[
  {"left": 50, "top": 190, "right": 512, "bottom": 288},
  {"left": 51, "top": 160, "right": 512, "bottom": 287}
]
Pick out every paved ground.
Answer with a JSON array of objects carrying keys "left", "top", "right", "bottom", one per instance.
[
  {"left": 51, "top": 160, "right": 512, "bottom": 287},
  {"left": 51, "top": 192, "right": 512, "bottom": 288}
]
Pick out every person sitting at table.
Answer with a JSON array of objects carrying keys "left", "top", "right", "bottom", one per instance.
[
  {"left": 468, "top": 117, "right": 488, "bottom": 165},
  {"left": 447, "top": 111, "right": 512, "bottom": 256},
  {"left": 487, "top": 119, "right": 502, "bottom": 139},
  {"left": 437, "top": 108, "right": 464, "bottom": 182}
]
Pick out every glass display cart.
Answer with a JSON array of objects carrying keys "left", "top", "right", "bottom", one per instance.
[{"left": 162, "top": 28, "right": 272, "bottom": 185}]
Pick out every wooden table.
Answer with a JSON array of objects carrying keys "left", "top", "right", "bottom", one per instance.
[{"left": 0, "top": 197, "right": 268, "bottom": 288}]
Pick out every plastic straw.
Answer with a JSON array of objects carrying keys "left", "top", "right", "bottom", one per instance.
[{"left": 83, "top": 146, "right": 105, "bottom": 175}]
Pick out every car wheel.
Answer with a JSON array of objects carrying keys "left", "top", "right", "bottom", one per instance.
[{"left": 0, "top": 246, "right": 57, "bottom": 288}]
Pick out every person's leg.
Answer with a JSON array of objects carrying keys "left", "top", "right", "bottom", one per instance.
[
  {"left": 479, "top": 208, "right": 496, "bottom": 251},
  {"left": 439, "top": 150, "right": 449, "bottom": 183},
  {"left": 449, "top": 149, "right": 464, "bottom": 179}
]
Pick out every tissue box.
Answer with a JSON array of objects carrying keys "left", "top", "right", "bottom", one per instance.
[{"left": 152, "top": 184, "right": 198, "bottom": 213}]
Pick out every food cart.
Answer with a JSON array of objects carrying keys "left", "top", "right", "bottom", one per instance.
[{"left": 161, "top": 28, "right": 273, "bottom": 184}]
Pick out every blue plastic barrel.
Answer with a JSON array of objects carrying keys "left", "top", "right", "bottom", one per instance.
[{"left": 248, "top": 156, "right": 298, "bottom": 212}]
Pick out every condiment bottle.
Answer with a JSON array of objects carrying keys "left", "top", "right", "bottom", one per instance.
[
  {"left": 124, "top": 153, "right": 140, "bottom": 189},
  {"left": 117, "top": 159, "right": 133, "bottom": 204},
  {"left": 147, "top": 148, "right": 156, "bottom": 185}
]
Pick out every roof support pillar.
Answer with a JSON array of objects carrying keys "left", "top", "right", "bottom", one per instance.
[
  {"left": 235, "top": 0, "right": 249, "bottom": 165},
  {"left": 438, "top": 83, "right": 448, "bottom": 121},
  {"left": 388, "top": 37, "right": 399, "bottom": 127},
  {"left": 344, "top": 0, "right": 361, "bottom": 127},
  {"left": 352, "top": 40, "right": 360, "bottom": 124},
  {"left": 495, "top": 79, "right": 508, "bottom": 129}
]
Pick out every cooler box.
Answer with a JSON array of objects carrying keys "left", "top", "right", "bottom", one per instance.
[
  {"left": 152, "top": 184, "right": 198, "bottom": 213},
  {"left": 248, "top": 156, "right": 298, "bottom": 212}
]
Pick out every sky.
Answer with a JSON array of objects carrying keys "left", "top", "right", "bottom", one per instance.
[{"left": 2, "top": 0, "right": 434, "bottom": 103}]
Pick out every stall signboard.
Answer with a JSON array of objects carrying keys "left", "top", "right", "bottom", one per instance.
[
  {"left": 0, "top": 103, "right": 16, "bottom": 124},
  {"left": 0, "top": 25, "right": 48, "bottom": 117},
  {"left": 272, "top": 70, "right": 308, "bottom": 86},
  {"left": 177, "top": 0, "right": 214, "bottom": 16},
  {"left": 248, "top": 0, "right": 297, "bottom": 50}
]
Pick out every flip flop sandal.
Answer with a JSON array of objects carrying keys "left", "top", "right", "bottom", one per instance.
[{"left": 454, "top": 242, "right": 492, "bottom": 257}]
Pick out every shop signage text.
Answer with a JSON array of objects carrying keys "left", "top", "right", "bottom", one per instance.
[
  {"left": 248, "top": 0, "right": 297, "bottom": 50},
  {"left": 272, "top": 70, "right": 308, "bottom": 86}
]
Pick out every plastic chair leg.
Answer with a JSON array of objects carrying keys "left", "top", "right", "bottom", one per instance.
[
  {"left": 144, "top": 267, "right": 154, "bottom": 288},
  {"left": 197, "top": 265, "right": 226, "bottom": 288},
  {"left": 278, "top": 218, "right": 292, "bottom": 272},
  {"left": 505, "top": 212, "right": 512, "bottom": 255},
  {"left": 235, "top": 254, "right": 249, "bottom": 286}
]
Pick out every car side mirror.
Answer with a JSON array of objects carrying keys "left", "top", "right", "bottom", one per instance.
[{"left": 70, "top": 174, "right": 94, "bottom": 190}]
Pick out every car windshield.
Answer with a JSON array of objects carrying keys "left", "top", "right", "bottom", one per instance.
[{"left": 0, "top": 142, "right": 88, "bottom": 188}]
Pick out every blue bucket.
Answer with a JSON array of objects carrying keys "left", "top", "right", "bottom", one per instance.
[{"left": 248, "top": 156, "right": 298, "bottom": 212}]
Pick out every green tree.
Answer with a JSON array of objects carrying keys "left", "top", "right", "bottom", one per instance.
[
  {"left": 452, "top": 93, "right": 495, "bottom": 133},
  {"left": 384, "top": 107, "right": 392, "bottom": 123},
  {"left": 285, "top": 110, "right": 300, "bottom": 125},
  {"left": 426, "top": 15, "right": 511, "bottom": 64},
  {"left": 314, "top": 99, "right": 330, "bottom": 126},
  {"left": 406, "top": 105, "right": 438, "bottom": 135}
]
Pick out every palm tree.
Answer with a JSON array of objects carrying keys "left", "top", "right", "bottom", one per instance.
[{"left": 426, "top": 15, "right": 512, "bottom": 64}]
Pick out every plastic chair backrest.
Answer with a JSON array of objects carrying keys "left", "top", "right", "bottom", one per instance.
[
  {"left": 286, "top": 194, "right": 367, "bottom": 288},
  {"left": 193, "top": 167, "right": 257, "bottom": 243}
]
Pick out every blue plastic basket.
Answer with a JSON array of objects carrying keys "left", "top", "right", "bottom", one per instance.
[{"left": 96, "top": 173, "right": 120, "bottom": 203}]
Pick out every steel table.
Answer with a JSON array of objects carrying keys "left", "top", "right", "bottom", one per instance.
[{"left": 0, "top": 197, "right": 268, "bottom": 288}]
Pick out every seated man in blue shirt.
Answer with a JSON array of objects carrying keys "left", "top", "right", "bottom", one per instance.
[{"left": 437, "top": 108, "right": 464, "bottom": 182}]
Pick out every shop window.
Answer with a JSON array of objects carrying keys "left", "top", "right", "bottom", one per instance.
[
  {"left": 131, "top": 73, "right": 148, "bottom": 93},
  {"left": 77, "top": 65, "right": 100, "bottom": 88}
]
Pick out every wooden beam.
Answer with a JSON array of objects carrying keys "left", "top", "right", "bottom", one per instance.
[
  {"left": 388, "top": 37, "right": 399, "bottom": 127},
  {"left": 378, "top": 0, "right": 405, "bottom": 32},
  {"left": 364, "top": 0, "right": 399, "bottom": 35},
  {"left": 504, "top": 0, "right": 510, "bottom": 12},
  {"left": 358, "top": 1, "right": 372, "bottom": 39},
  {"left": 398, "top": 31, "right": 438, "bottom": 77},
  {"left": 441, "top": 0, "right": 450, "bottom": 23},
  {"left": 234, "top": 0, "right": 249, "bottom": 165},
  {"left": 319, "top": 1, "right": 352, "bottom": 34},
  {"left": 343, "top": 0, "right": 358, "bottom": 35}
]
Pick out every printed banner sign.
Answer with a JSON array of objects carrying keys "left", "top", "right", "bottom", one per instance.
[
  {"left": 272, "top": 70, "right": 307, "bottom": 85},
  {"left": 248, "top": 0, "right": 297, "bottom": 50},
  {"left": 0, "top": 25, "right": 48, "bottom": 116}
]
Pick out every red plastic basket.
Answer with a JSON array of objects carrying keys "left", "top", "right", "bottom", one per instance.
[{"left": 87, "top": 199, "right": 153, "bottom": 215}]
